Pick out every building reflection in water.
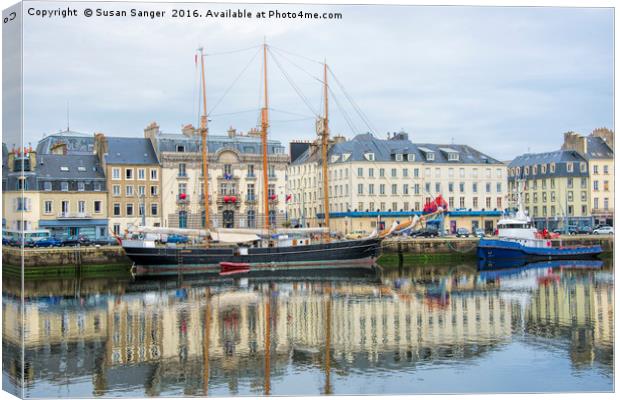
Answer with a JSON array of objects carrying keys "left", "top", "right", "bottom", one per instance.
[{"left": 1, "top": 262, "right": 614, "bottom": 397}]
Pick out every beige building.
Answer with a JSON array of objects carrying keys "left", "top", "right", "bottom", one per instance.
[
  {"left": 144, "top": 123, "right": 288, "bottom": 229},
  {"left": 94, "top": 134, "right": 162, "bottom": 234},
  {"left": 509, "top": 149, "right": 591, "bottom": 230},
  {"left": 562, "top": 129, "right": 614, "bottom": 226},
  {"left": 287, "top": 132, "right": 507, "bottom": 234}
]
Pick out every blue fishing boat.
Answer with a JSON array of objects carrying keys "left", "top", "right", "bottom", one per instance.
[{"left": 477, "top": 188, "right": 602, "bottom": 263}]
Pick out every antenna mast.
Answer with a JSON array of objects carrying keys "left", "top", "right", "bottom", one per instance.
[
  {"left": 199, "top": 48, "right": 210, "bottom": 230},
  {"left": 261, "top": 41, "right": 271, "bottom": 231}
]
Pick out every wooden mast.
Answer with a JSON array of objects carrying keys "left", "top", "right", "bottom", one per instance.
[
  {"left": 261, "top": 41, "right": 271, "bottom": 231},
  {"left": 321, "top": 61, "right": 330, "bottom": 238},
  {"left": 199, "top": 48, "right": 210, "bottom": 231}
]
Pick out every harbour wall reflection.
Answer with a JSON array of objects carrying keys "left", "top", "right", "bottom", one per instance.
[{"left": 2, "top": 262, "right": 614, "bottom": 397}]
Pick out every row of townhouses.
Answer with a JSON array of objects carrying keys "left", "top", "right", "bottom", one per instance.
[{"left": 2, "top": 125, "right": 614, "bottom": 238}]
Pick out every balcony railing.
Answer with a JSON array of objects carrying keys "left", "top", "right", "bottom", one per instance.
[
  {"left": 177, "top": 194, "right": 190, "bottom": 204},
  {"left": 57, "top": 212, "right": 92, "bottom": 219},
  {"left": 592, "top": 208, "right": 614, "bottom": 215},
  {"left": 246, "top": 195, "right": 257, "bottom": 204}
]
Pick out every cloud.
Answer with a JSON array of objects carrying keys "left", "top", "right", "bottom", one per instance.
[{"left": 19, "top": 2, "right": 613, "bottom": 160}]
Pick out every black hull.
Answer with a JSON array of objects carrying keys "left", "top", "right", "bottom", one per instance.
[{"left": 123, "top": 238, "right": 382, "bottom": 272}]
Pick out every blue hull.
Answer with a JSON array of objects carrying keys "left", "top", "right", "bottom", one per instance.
[{"left": 477, "top": 238, "right": 602, "bottom": 262}]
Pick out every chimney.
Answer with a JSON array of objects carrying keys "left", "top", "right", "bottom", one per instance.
[
  {"left": 562, "top": 131, "right": 587, "bottom": 155},
  {"left": 93, "top": 133, "right": 109, "bottom": 166},
  {"left": 7, "top": 149, "right": 14, "bottom": 171},
  {"left": 182, "top": 124, "right": 195, "bottom": 137},
  {"left": 247, "top": 127, "right": 261, "bottom": 137},
  {"left": 591, "top": 127, "right": 614, "bottom": 150},
  {"left": 50, "top": 141, "right": 68, "bottom": 155},
  {"left": 144, "top": 121, "right": 160, "bottom": 139},
  {"left": 227, "top": 126, "right": 237, "bottom": 138},
  {"left": 28, "top": 150, "right": 36, "bottom": 171},
  {"left": 332, "top": 135, "right": 346, "bottom": 144}
]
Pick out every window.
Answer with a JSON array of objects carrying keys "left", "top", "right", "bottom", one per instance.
[
  {"left": 472, "top": 183, "right": 477, "bottom": 193},
  {"left": 150, "top": 168, "right": 158, "bottom": 180},
  {"left": 407, "top": 154, "right": 415, "bottom": 161},
  {"left": 139, "top": 204, "right": 145, "bottom": 216},
  {"left": 414, "top": 184, "right": 420, "bottom": 195},
  {"left": 44, "top": 181, "right": 52, "bottom": 191},
  {"left": 435, "top": 183, "right": 440, "bottom": 193},
  {"left": 126, "top": 203, "right": 134, "bottom": 216},
  {"left": 567, "top": 178, "right": 573, "bottom": 189},
  {"left": 357, "top": 168, "right": 363, "bottom": 177},
  {"left": 125, "top": 168, "right": 133, "bottom": 180},
  {"left": 94, "top": 182, "right": 102, "bottom": 191},
  {"left": 150, "top": 186, "right": 158, "bottom": 196},
  {"left": 44, "top": 201, "right": 52, "bottom": 214},
  {"left": 496, "top": 183, "right": 502, "bottom": 193},
  {"left": 268, "top": 165, "right": 275, "bottom": 178},
  {"left": 391, "top": 168, "right": 397, "bottom": 178},
  {"left": 368, "top": 168, "right": 374, "bottom": 178},
  {"left": 395, "top": 153, "right": 403, "bottom": 161},
  {"left": 368, "top": 184, "right": 374, "bottom": 195},
  {"left": 247, "top": 184, "right": 255, "bottom": 201},
  {"left": 414, "top": 168, "right": 419, "bottom": 178},
  {"left": 379, "top": 184, "right": 385, "bottom": 195},
  {"left": 496, "top": 197, "right": 502, "bottom": 209},
  {"left": 459, "top": 183, "right": 465, "bottom": 193},
  {"left": 247, "top": 210, "right": 256, "bottom": 228},
  {"left": 580, "top": 178, "right": 587, "bottom": 189},
  {"left": 151, "top": 203, "right": 158, "bottom": 216},
  {"left": 78, "top": 201, "right": 86, "bottom": 214},
  {"left": 178, "top": 211, "right": 187, "bottom": 228},
  {"left": 566, "top": 163, "right": 573, "bottom": 173},
  {"left": 138, "top": 168, "right": 146, "bottom": 180},
  {"left": 594, "top": 198, "right": 599, "bottom": 209},
  {"left": 604, "top": 198, "right": 609, "bottom": 210},
  {"left": 113, "top": 203, "right": 121, "bottom": 216},
  {"left": 593, "top": 180, "right": 599, "bottom": 191},
  {"left": 247, "top": 164, "right": 255, "bottom": 177},
  {"left": 448, "top": 152, "right": 459, "bottom": 161},
  {"left": 112, "top": 168, "right": 120, "bottom": 180},
  {"left": 486, "top": 197, "right": 491, "bottom": 208},
  {"left": 176, "top": 145, "right": 185, "bottom": 152},
  {"left": 403, "top": 184, "right": 409, "bottom": 195},
  {"left": 550, "top": 163, "right": 556, "bottom": 173},
  {"left": 179, "top": 183, "right": 187, "bottom": 196},
  {"left": 435, "top": 168, "right": 441, "bottom": 178},
  {"left": 358, "top": 184, "right": 363, "bottom": 195},
  {"left": 425, "top": 152, "right": 435, "bottom": 161},
  {"left": 425, "top": 182, "right": 431, "bottom": 193},
  {"left": 126, "top": 185, "right": 134, "bottom": 196},
  {"left": 581, "top": 191, "right": 587, "bottom": 202},
  {"left": 268, "top": 184, "right": 275, "bottom": 197},
  {"left": 138, "top": 186, "right": 146, "bottom": 196},
  {"left": 460, "top": 197, "right": 465, "bottom": 208},
  {"left": 391, "top": 184, "right": 397, "bottom": 195},
  {"left": 567, "top": 191, "right": 573, "bottom": 202},
  {"left": 178, "top": 163, "right": 187, "bottom": 177},
  {"left": 61, "top": 182, "right": 69, "bottom": 191},
  {"left": 603, "top": 180, "right": 609, "bottom": 191},
  {"left": 403, "top": 169, "right": 408, "bottom": 177},
  {"left": 77, "top": 182, "right": 85, "bottom": 192},
  {"left": 364, "top": 152, "right": 375, "bottom": 161},
  {"left": 580, "top": 162, "right": 587, "bottom": 173},
  {"left": 486, "top": 183, "right": 491, "bottom": 193},
  {"left": 473, "top": 197, "right": 478, "bottom": 209},
  {"left": 94, "top": 201, "right": 102, "bottom": 213},
  {"left": 448, "top": 197, "right": 454, "bottom": 208},
  {"left": 603, "top": 165, "right": 609, "bottom": 174}
]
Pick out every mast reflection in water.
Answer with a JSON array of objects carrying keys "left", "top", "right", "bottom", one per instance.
[{"left": 2, "top": 261, "right": 613, "bottom": 397}]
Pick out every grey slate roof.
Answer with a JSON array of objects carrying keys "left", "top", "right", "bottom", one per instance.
[
  {"left": 155, "top": 132, "right": 285, "bottom": 155},
  {"left": 292, "top": 132, "right": 502, "bottom": 165},
  {"left": 36, "top": 130, "right": 94, "bottom": 155},
  {"left": 105, "top": 137, "right": 159, "bottom": 165},
  {"left": 37, "top": 154, "right": 105, "bottom": 180},
  {"left": 585, "top": 136, "right": 613, "bottom": 159},
  {"left": 509, "top": 150, "right": 588, "bottom": 178}
]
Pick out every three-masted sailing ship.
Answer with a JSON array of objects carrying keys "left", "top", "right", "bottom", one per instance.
[{"left": 121, "top": 44, "right": 383, "bottom": 271}]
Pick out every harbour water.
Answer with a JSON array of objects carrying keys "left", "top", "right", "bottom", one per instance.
[{"left": 2, "top": 260, "right": 613, "bottom": 397}]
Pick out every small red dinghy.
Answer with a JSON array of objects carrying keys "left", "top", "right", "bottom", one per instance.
[{"left": 219, "top": 261, "right": 250, "bottom": 276}]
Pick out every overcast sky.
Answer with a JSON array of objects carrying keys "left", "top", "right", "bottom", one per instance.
[{"left": 17, "top": 2, "right": 613, "bottom": 160}]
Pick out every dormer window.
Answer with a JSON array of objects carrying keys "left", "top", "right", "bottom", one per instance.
[
  {"left": 61, "top": 182, "right": 69, "bottom": 191},
  {"left": 440, "top": 147, "right": 459, "bottom": 161},
  {"left": 176, "top": 145, "right": 185, "bottom": 152},
  {"left": 541, "top": 164, "right": 547, "bottom": 174},
  {"left": 342, "top": 153, "right": 351, "bottom": 162},
  {"left": 567, "top": 162, "right": 574, "bottom": 173},
  {"left": 419, "top": 147, "right": 435, "bottom": 161},
  {"left": 331, "top": 155, "right": 340, "bottom": 163},
  {"left": 550, "top": 163, "right": 556, "bottom": 173},
  {"left": 524, "top": 166, "right": 529, "bottom": 175},
  {"left": 407, "top": 154, "right": 415, "bottom": 161},
  {"left": 395, "top": 154, "right": 403, "bottom": 162},
  {"left": 448, "top": 153, "right": 459, "bottom": 161},
  {"left": 532, "top": 165, "right": 537, "bottom": 175},
  {"left": 580, "top": 162, "right": 586, "bottom": 173},
  {"left": 364, "top": 152, "right": 375, "bottom": 161},
  {"left": 60, "top": 166, "right": 69, "bottom": 172},
  {"left": 78, "top": 166, "right": 86, "bottom": 172},
  {"left": 44, "top": 181, "right": 52, "bottom": 191}
]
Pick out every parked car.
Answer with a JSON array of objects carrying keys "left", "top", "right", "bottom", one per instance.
[
  {"left": 61, "top": 235, "right": 92, "bottom": 247},
  {"left": 576, "top": 226, "right": 593, "bottom": 235},
  {"left": 165, "top": 234, "right": 189, "bottom": 244},
  {"left": 456, "top": 228, "right": 470, "bottom": 238},
  {"left": 345, "top": 230, "right": 368, "bottom": 240},
  {"left": 474, "top": 228, "right": 485, "bottom": 238},
  {"left": 9, "top": 237, "right": 35, "bottom": 247},
  {"left": 33, "top": 236, "right": 63, "bottom": 248},
  {"left": 91, "top": 236, "right": 120, "bottom": 246},
  {"left": 410, "top": 227, "right": 439, "bottom": 238},
  {"left": 593, "top": 226, "right": 614, "bottom": 235},
  {"left": 553, "top": 226, "right": 578, "bottom": 235},
  {"left": 2, "top": 236, "right": 11, "bottom": 246}
]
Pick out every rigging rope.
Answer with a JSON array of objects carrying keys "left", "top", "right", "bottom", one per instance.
[
  {"left": 267, "top": 47, "right": 320, "bottom": 118},
  {"left": 208, "top": 47, "right": 262, "bottom": 116},
  {"left": 203, "top": 45, "right": 261, "bottom": 57}
]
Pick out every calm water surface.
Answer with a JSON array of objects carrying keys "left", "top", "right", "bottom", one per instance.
[{"left": 2, "top": 260, "right": 614, "bottom": 397}]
